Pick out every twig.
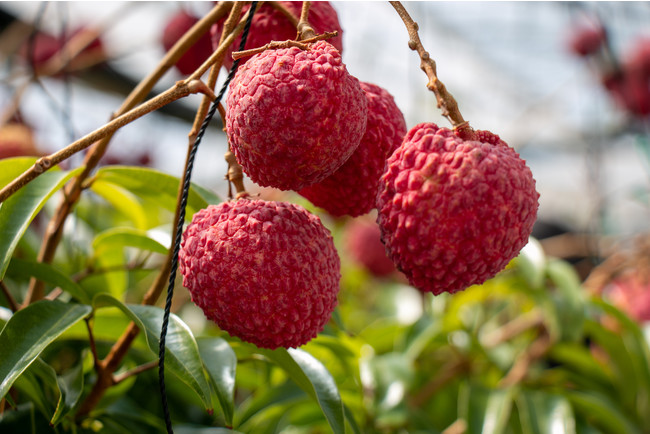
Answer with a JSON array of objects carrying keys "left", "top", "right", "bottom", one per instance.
[
  {"left": 499, "top": 332, "right": 553, "bottom": 388},
  {"left": 225, "top": 149, "right": 249, "bottom": 199},
  {"left": 410, "top": 357, "right": 468, "bottom": 407},
  {"left": 85, "top": 317, "right": 101, "bottom": 373},
  {"left": 232, "top": 31, "right": 337, "bottom": 60},
  {"left": 0, "top": 79, "right": 214, "bottom": 206},
  {"left": 297, "top": 1, "right": 316, "bottom": 40},
  {"left": 0, "top": 281, "right": 19, "bottom": 312},
  {"left": 113, "top": 360, "right": 158, "bottom": 385},
  {"left": 480, "top": 309, "right": 545, "bottom": 348},
  {"left": 389, "top": 1, "right": 472, "bottom": 138},
  {"left": 442, "top": 419, "right": 467, "bottom": 434},
  {"left": 24, "top": 2, "right": 234, "bottom": 307}
]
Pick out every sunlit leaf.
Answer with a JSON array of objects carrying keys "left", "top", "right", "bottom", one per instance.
[
  {"left": 92, "top": 227, "right": 169, "bottom": 256},
  {"left": 0, "top": 300, "right": 91, "bottom": 400},
  {"left": 91, "top": 179, "right": 149, "bottom": 230},
  {"left": 0, "top": 166, "right": 83, "bottom": 280}
]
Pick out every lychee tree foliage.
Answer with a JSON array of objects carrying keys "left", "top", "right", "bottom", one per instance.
[{"left": 0, "top": 3, "right": 649, "bottom": 434}]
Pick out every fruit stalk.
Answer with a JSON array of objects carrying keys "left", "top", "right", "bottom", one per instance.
[{"left": 389, "top": 1, "right": 472, "bottom": 138}]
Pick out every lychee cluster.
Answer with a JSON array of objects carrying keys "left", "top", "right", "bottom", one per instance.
[
  {"left": 178, "top": 200, "right": 340, "bottom": 349},
  {"left": 376, "top": 124, "right": 539, "bottom": 295},
  {"left": 161, "top": 10, "right": 213, "bottom": 75}
]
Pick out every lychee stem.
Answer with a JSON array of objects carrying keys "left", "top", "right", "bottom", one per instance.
[
  {"left": 232, "top": 31, "right": 338, "bottom": 60},
  {"left": 389, "top": 1, "right": 473, "bottom": 139},
  {"left": 297, "top": 1, "right": 317, "bottom": 40}
]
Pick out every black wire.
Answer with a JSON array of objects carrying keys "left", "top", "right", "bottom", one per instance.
[{"left": 158, "top": 3, "right": 258, "bottom": 433}]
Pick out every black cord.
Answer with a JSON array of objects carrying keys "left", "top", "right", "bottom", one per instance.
[{"left": 158, "top": 3, "right": 258, "bottom": 433}]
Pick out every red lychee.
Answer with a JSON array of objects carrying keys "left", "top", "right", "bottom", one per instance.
[
  {"left": 211, "top": 1, "right": 343, "bottom": 70},
  {"left": 606, "top": 273, "right": 650, "bottom": 323},
  {"left": 344, "top": 218, "right": 396, "bottom": 278},
  {"left": 376, "top": 123, "right": 539, "bottom": 295},
  {"left": 0, "top": 122, "right": 41, "bottom": 159},
  {"left": 298, "top": 82, "right": 407, "bottom": 217},
  {"left": 178, "top": 199, "right": 340, "bottom": 349},
  {"left": 568, "top": 23, "right": 606, "bottom": 57},
  {"left": 162, "top": 10, "right": 214, "bottom": 75},
  {"left": 226, "top": 40, "right": 367, "bottom": 191}
]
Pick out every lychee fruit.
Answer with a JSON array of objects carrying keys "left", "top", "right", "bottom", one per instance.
[
  {"left": 376, "top": 123, "right": 539, "bottom": 295},
  {"left": 162, "top": 10, "right": 214, "bottom": 75},
  {"left": 211, "top": 1, "right": 343, "bottom": 70},
  {"left": 568, "top": 23, "right": 606, "bottom": 57},
  {"left": 605, "top": 273, "right": 650, "bottom": 323},
  {"left": 178, "top": 199, "right": 340, "bottom": 349},
  {"left": 344, "top": 218, "right": 396, "bottom": 278},
  {"left": 298, "top": 82, "right": 407, "bottom": 217},
  {"left": 226, "top": 40, "right": 368, "bottom": 191}
]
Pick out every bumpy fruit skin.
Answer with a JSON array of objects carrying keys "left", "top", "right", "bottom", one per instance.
[
  {"left": 162, "top": 10, "right": 213, "bottom": 75},
  {"left": 376, "top": 123, "right": 539, "bottom": 295},
  {"left": 211, "top": 1, "right": 343, "bottom": 70},
  {"left": 179, "top": 200, "right": 340, "bottom": 349},
  {"left": 226, "top": 40, "right": 367, "bottom": 191},
  {"left": 299, "top": 82, "right": 407, "bottom": 216},
  {"left": 345, "top": 219, "right": 396, "bottom": 277}
]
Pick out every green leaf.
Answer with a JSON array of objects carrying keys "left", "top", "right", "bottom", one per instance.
[
  {"left": 516, "top": 390, "right": 576, "bottom": 434},
  {"left": 93, "top": 166, "right": 220, "bottom": 219},
  {"left": 459, "top": 383, "right": 514, "bottom": 434},
  {"left": 0, "top": 300, "right": 91, "bottom": 400},
  {"left": 93, "top": 294, "right": 212, "bottom": 412},
  {"left": 0, "top": 157, "right": 39, "bottom": 189},
  {"left": 515, "top": 237, "right": 546, "bottom": 288},
  {"left": 236, "top": 381, "right": 304, "bottom": 429},
  {"left": 51, "top": 360, "right": 84, "bottom": 426},
  {"left": 261, "top": 348, "right": 345, "bottom": 434},
  {"left": 197, "top": 337, "right": 236, "bottom": 426},
  {"left": 5, "top": 257, "right": 90, "bottom": 305},
  {"left": 0, "top": 166, "right": 83, "bottom": 280},
  {"left": 547, "top": 259, "right": 586, "bottom": 342},
  {"left": 92, "top": 227, "right": 168, "bottom": 256},
  {"left": 90, "top": 179, "right": 148, "bottom": 230},
  {"left": 563, "top": 390, "right": 640, "bottom": 434}
]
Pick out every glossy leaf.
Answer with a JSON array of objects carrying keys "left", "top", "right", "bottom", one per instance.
[
  {"left": 261, "top": 348, "right": 345, "bottom": 434},
  {"left": 93, "top": 294, "right": 212, "bottom": 411},
  {"left": 197, "top": 337, "right": 236, "bottom": 426},
  {"left": 0, "top": 300, "right": 91, "bottom": 400},
  {"left": 93, "top": 166, "right": 220, "bottom": 219},
  {"left": 564, "top": 390, "right": 640, "bottom": 434},
  {"left": 5, "top": 257, "right": 90, "bottom": 305},
  {"left": 0, "top": 166, "right": 83, "bottom": 280}
]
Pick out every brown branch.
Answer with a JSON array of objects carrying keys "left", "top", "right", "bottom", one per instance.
[
  {"left": 389, "top": 1, "right": 472, "bottom": 138},
  {"left": 480, "top": 309, "right": 545, "bottom": 349},
  {"left": 232, "top": 31, "right": 338, "bottom": 60},
  {"left": 297, "top": 1, "right": 316, "bottom": 40},
  {"left": 113, "top": 360, "right": 158, "bottom": 385},
  {"left": 268, "top": 1, "right": 299, "bottom": 28},
  {"left": 0, "top": 281, "right": 19, "bottom": 312},
  {"left": 1, "top": 79, "right": 213, "bottom": 206},
  {"left": 499, "top": 332, "right": 553, "bottom": 388},
  {"left": 23, "top": 2, "right": 233, "bottom": 309},
  {"left": 85, "top": 317, "right": 101, "bottom": 372},
  {"left": 410, "top": 357, "right": 468, "bottom": 408},
  {"left": 225, "top": 149, "right": 249, "bottom": 199}
]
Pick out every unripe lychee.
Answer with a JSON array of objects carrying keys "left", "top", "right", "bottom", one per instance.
[
  {"left": 226, "top": 40, "right": 368, "bottom": 191},
  {"left": 162, "top": 10, "right": 213, "bottom": 75},
  {"left": 211, "top": 1, "right": 343, "bottom": 70},
  {"left": 299, "top": 82, "right": 407, "bottom": 217},
  {"left": 344, "top": 218, "right": 396, "bottom": 278},
  {"left": 376, "top": 123, "right": 539, "bottom": 295},
  {"left": 178, "top": 199, "right": 340, "bottom": 349}
]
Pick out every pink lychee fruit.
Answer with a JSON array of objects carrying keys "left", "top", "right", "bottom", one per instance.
[
  {"left": 568, "top": 23, "right": 606, "bottom": 57},
  {"left": 605, "top": 273, "right": 650, "bottom": 323},
  {"left": 226, "top": 40, "right": 367, "bottom": 191},
  {"left": 162, "top": 10, "right": 214, "bottom": 75},
  {"left": 0, "top": 122, "right": 41, "bottom": 160},
  {"left": 298, "top": 82, "right": 407, "bottom": 217},
  {"left": 178, "top": 199, "right": 340, "bottom": 349},
  {"left": 376, "top": 123, "right": 539, "bottom": 295},
  {"left": 211, "top": 1, "right": 343, "bottom": 71},
  {"left": 344, "top": 218, "right": 396, "bottom": 278}
]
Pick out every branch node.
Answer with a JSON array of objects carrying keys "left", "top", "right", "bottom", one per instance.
[
  {"left": 34, "top": 157, "right": 52, "bottom": 173},
  {"left": 408, "top": 40, "right": 417, "bottom": 50},
  {"left": 186, "top": 79, "right": 217, "bottom": 100}
]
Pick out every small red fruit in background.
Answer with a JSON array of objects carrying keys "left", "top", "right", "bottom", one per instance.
[
  {"left": 376, "top": 124, "right": 539, "bottom": 295},
  {"left": 211, "top": 1, "right": 343, "bottom": 71},
  {"left": 568, "top": 23, "right": 606, "bottom": 57},
  {"left": 162, "top": 10, "right": 213, "bottom": 75},
  {"left": 0, "top": 121, "right": 42, "bottom": 160},
  {"left": 178, "top": 200, "right": 340, "bottom": 349},
  {"left": 344, "top": 218, "right": 396, "bottom": 278},
  {"left": 299, "top": 82, "right": 407, "bottom": 217},
  {"left": 226, "top": 40, "right": 367, "bottom": 191}
]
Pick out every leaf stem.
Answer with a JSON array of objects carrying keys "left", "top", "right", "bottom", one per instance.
[
  {"left": 0, "top": 281, "right": 19, "bottom": 312},
  {"left": 113, "top": 360, "right": 159, "bottom": 385}
]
